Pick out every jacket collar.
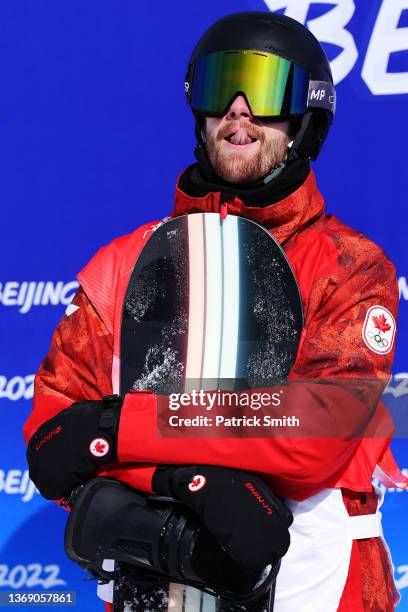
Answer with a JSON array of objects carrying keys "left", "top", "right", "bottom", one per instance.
[{"left": 173, "top": 168, "right": 325, "bottom": 245}]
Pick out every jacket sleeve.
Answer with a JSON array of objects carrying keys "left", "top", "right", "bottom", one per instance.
[
  {"left": 116, "top": 248, "right": 399, "bottom": 500},
  {"left": 23, "top": 286, "right": 157, "bottom": 499}
]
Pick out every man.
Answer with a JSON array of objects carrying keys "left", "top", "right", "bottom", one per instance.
[{"left": 24, "top": 12, "right": 405, "bottom": 611}]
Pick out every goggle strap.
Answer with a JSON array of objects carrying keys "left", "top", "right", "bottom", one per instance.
[{"left": 307, "top": 80, "right": 336, "bottom": 114}]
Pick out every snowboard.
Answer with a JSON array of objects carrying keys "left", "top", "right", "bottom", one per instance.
[{"left": 116, "top": 213, "right": 303, "bottom": 612}]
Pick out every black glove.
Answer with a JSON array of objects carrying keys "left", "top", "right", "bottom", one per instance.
[
  {"left": 152, "top": 465, "right": 293, "bottom": 570},
  {"left": 64, "top": 478, "right": 274, "bottom": 601},
  {"left": 27, "top": 395, "right": 122, "bottom": 500}
]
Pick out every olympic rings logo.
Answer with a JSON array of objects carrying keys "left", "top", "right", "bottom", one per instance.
[
  {"left": 367, "top": 330, "right": 388, "bottom": 348},
  {"left": 362, "top": 306, "right": 395, "bottom": 355}
]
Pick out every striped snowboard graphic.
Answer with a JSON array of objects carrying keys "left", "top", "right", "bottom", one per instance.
[
  {"left": 118, "top": 213, "right": 303, "bottom": 612},
  {"left": 121, "top": 213, "right": 302, "bottom": 396}
]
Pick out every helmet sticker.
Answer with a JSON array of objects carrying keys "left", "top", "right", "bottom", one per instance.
[{"left": 362, "top": 305, "right": 396, "bottom": 355}]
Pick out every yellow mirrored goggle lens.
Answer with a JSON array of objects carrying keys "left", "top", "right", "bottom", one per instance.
[{"left": 189, "top": 50, "right": 309, "bottom": 117}]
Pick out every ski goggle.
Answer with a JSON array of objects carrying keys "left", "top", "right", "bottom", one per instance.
[{"left": 185, "top": 49, "right": 335, "bottom": 118}]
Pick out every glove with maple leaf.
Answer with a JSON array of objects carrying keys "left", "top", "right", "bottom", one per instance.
[
  {"left": 26, "top": 395, "right": 123, "bottom": 500},
  {"left": 153, "top": 464, "right": 293, "bottom": 570}
]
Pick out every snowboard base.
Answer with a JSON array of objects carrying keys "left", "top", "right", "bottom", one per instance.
[{"left": 113, "top": 570, "right": 275, "bottom": 612}]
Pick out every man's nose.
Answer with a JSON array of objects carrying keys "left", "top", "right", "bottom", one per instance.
[{"left": 225, "top": 95, "right": 253, "bottom": 121}]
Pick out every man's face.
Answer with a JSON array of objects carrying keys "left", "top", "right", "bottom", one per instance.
[{"left": 205, "top": 95, "right": 291, "bottom": 184}]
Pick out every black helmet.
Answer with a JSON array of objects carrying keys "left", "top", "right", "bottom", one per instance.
[{"left": 185, "top": 12, "right": 335, "bottom": 161}]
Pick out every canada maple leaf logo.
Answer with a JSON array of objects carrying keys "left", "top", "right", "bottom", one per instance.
[
  {"left": 363, "top": 306, "right": 395, "bottom": 355},
  {"left": 372, "top": 313, "right": 391, "bottom": 334},
  {"left": 94, "top": 441, "right": 106, "bottom": 454},
  {"left": 188, "top": 474, "right": 206, "bottom": 492},
  {"left": 89, "top": 437, "right": 110, "bottom": 457}
]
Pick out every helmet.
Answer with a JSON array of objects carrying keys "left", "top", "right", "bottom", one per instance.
[{"left": 185, "top": 12, "right": 335, "bottom": 162}]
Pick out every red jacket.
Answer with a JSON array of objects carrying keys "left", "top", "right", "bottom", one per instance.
[{"left": 23, "top": 169, "right": 407, "bottom": 501}]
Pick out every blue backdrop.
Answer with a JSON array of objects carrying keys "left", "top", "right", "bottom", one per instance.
[{"left": 1, "top": 1, "right": 407, "bottom": 609}]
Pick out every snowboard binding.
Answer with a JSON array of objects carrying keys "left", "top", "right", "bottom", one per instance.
[{"left": 64, "top": 478, "right": 279, "bottom": 609}]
